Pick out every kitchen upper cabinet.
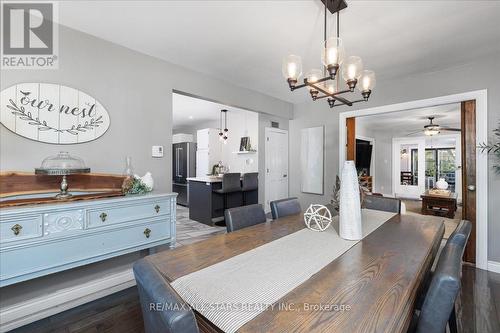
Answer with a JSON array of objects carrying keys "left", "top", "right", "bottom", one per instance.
[
  {"left": 197, "top": 128, "right": 220, "bottom": 151},
  {"left": 196, "top": 128, "right": 222, "bottom": 177}
]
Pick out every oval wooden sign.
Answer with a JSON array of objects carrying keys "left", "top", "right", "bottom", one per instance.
[{"left": 0, "top": 83, "right": 110, "bottom": 144}]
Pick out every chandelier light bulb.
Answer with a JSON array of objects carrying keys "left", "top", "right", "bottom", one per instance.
[
  {"left": 322, "top": 37, "right": 345, "bottom": 70},
  {"left": 358, "top": 70, "right": 376, "bottom": 92},
  {"left": 325, "top": 81, "right": 337, "bottom": 94},
  {"left": 306, "top": 69, "right": 323, "bottom": 100},
  {"left": 342, "top": 56, "right": 364, "bottom": 81},
  {"left": 306, "top": 69, "right": 322, "bottom": 85},
  {"left": 282, "top": 55, "right": 302, "bottom": 81}
]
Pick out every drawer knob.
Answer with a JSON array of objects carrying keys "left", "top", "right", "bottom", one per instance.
[
  {"left": 144, "top": 228, "right": 151, "bottom": 238},
  {"left": 11, "top": 224, "right": 22, "bottom": 236},
  {"left": 154, "top": 205, "right": 160, "bottom": 213},
  {"left": 100, "top": 212, "right": 108, "bottom": 222}
]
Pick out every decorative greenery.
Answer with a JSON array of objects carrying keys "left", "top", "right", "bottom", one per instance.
[
  {"left": 331, "top": 174, "right": 370, "bottom": 212},
  {"left": 7, "top": 99, "right": 103, "bottom": 135},
  {"left": 330, "top": 175, "right": 341, "bottom": 211},
  {"left": 478, "top": 122, "right": 500, "bottom": 174},
  {"left": 122, "top": 176, "right": 152, "bottom": 195}
]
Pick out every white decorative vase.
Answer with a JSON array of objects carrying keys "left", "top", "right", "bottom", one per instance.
[
  {"left": 435, "top": 178, "right": 448, "bottom": 190},
  {"left": 339, "top": 161, "right": 362, "bottom": 240}
]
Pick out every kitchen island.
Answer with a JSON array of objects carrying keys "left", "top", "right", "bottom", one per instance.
[
  {"left": 187, "top": 176, "right": 257, "bottom": 226},
  {"left": 187, "top": 177, "right": 224, "bottom": 225}
]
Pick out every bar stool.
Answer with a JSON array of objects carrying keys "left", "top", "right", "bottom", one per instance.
[
  {"left": 242, "top": 173, "right": 258, "bottom": 205},
  {"left": 213, "top": 173, "right": 242, "bottom": 223}
]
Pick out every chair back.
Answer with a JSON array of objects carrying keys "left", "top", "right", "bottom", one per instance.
[
  {"left": 242, "top": 173, "right": 258, "bottom": 191},
  {"left": 363, "top": 195, "right": 401, "bottom": 213},
  {"left": 225, "top": 204, "right": 266, "bottom": 232},
  {"left": 447, "top": 220, "right": 472, "bottom": 252},
  {"left": 416, "top": 245, "right": 462, "bottom": 333},
  {"left": 270, "top": 197, "right": 301, "bottom": 220},
  {"left": 416, "top": 220, "right": 471, "bottom": 333},
  {"left": 221, "top": 173, "right": 241, "bottom": 193},
  {"left": 133, "top": 259, "right": 199, "bottom": 333}
]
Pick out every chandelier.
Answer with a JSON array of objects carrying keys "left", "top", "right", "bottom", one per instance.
[
  {"left": 218, "top": 109, "right": 228, "bottom": 144},
  {"left": 282, "top": 0, "right": 376, "bottom": 108}
]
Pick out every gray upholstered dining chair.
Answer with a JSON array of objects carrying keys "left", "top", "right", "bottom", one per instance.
[
  {"left": 270, "top": 197, "right": 301, "bottom": 220},
  {"left": 133, "top": 259, "right": 199, "bottom": 333},
  {"left": 241, "top": 172, "right": 258, "bottom": 205},
  {"left": 410, "top": 220, "right": 472, "bottom": 333},
  {"left": 447, "top": 220, "right": 472, "bottom": 251},
  {"left": 362, "top": 194, "right": 401, "bottom": 213},
  {"left": 213, "top": 173, "right": 242, "bottom": 217},
  {"left": 225, "top": 204, "right": 267, "bottom": 233}
]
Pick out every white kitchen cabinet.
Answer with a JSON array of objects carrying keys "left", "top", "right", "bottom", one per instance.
[{"left": 196, "top": 128, "right": 222, "bottom": 177}]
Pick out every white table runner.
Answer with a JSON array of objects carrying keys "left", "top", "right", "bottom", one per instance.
[{"left": 171, "top": 209, "right": 396, "bottom": 333}]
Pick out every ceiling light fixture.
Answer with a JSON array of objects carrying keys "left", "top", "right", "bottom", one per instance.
[
  {"left": 282, "top": 0, "right": 376, "bottom": 108},
  {"left": 424, "top": 117, "right": 441, "bottom": 136},
  {"left": 218, "top": 109, "right": 229, "bottom": 144}
]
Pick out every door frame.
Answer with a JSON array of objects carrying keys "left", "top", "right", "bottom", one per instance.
[
  {"left": 265, "top": 127, "right": 289, "bottom": 212},
  {"left": 339, "top": 89, "right": 488, "bottom": 270}
]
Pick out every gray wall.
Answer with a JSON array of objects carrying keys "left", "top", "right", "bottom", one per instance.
[
  {"left": 290, "top": 53, "right": 500, "bottom": 262},
  {"left": 0, "top": 24, "right": 292, "bottom": 193},
  {"left": 289, "top": 102, "right": 339, "bottom": 208},
  {"left": 0, "top": 24, "right": 292, "bottom": 307}
]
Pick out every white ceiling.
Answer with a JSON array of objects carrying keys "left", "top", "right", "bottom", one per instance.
[
  {"left": 172, "top": 93, "right": 251, "bottom": 130},
  {"left": 356, "top": 102, "right": 461, "bottom": 134},
  {"left": 58, "top": 1, "right": 500, "bottom": 104}
]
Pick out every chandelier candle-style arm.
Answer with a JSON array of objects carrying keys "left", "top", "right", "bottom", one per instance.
[{"left": 309, "top": 82, "right": 353, "bottom": 106}]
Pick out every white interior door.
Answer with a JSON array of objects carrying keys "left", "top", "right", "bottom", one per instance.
[
  {"left": 265, "top": 128, "right": 289, "bottom": 212},
  {"left": 393, "top": 137, "right": 426, "bottom": 198}
]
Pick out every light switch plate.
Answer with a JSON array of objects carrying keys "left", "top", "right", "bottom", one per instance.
[{"left": 152, "top": 145, "right": 164, "bottom": 158}]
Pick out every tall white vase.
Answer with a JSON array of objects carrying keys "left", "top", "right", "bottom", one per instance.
[{"left": 339, "top": 161, "right": 362, "bottom": 240}]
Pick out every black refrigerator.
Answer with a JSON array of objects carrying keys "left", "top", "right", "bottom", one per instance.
[{"left": 172, "top": 142, "right": 196, "bottom": 206}]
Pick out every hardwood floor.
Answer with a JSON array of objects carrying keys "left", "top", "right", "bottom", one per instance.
[
  {"left": 10, "top": 265, "right": 500, "bottom": 333},
  {"left": 457, "top": 265, "right": 500, "bottom": 333},
  {"left": 10, "top": 287, "right": 144, "bottom": 333}
]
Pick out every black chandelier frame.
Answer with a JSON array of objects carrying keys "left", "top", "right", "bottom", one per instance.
[{"left": 286, "top": 0, "right": 372, "bottom": 108}]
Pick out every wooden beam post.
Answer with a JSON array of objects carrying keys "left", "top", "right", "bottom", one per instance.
[{"left": 346, "top": 117, "right": 356, "bottom": 161}]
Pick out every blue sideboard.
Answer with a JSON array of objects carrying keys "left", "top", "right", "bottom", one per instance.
[{"left": 0, "top": 192, "right": 176, "bottom": 287}]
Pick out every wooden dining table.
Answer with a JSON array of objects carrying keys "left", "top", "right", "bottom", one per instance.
[{"left": 146, "top": 212, "right": 444, "bottom": 333}]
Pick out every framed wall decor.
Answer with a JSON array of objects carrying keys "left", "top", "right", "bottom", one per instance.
[
  {"left": 300, "top": 126, "right": 324, "bottom": 194},
  {"left": 0, "top": 83, "right": 110, "bottom": 144}
]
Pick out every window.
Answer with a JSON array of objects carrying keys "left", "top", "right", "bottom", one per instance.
[{"left": 411, "top": 147, "right": 456, "bottom": 191}]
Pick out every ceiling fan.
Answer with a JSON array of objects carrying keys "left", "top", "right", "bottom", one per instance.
[{"left": 406, "top": 117, "right": 461, "bottom": 136}]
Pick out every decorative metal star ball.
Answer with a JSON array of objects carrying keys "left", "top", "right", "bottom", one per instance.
[{"left": 304, "top": 204, "right": 333, "bottom": 232}]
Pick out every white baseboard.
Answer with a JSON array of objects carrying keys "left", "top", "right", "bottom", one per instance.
[
  {"left": 0, "top": 269, "right": 136, "bottom": 332},
  {"left": 487, "top": 261, "right": 500, "bottom": 274}
]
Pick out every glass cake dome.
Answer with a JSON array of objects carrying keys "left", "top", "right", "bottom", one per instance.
[{"left": 35, "top": 152, "right": 90, "bottom": 175}]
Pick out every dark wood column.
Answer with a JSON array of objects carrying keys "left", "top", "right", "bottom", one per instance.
[
  {"left": 461, "top": 100, "right": 476, "bottom": 264},
  {"left": 346, "top": 117, "right": 356, "bottom": 161}
]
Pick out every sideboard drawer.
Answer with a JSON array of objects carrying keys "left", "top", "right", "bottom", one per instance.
[
  {"left": 0, "top": 215, "right": 43, "bottom": 243},
  {"left": 87, "top": 199, "right": 170, "bottom": 228},
  {"left": 0, "top": 219, "right": 172, "bottom": 284}
]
